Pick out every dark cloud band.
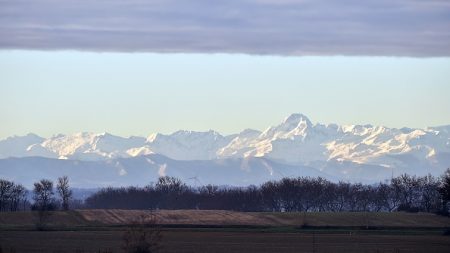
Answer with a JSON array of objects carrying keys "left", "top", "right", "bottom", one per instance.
[{"left": 1, "top": 0, "right": 449, "bottom": 56}]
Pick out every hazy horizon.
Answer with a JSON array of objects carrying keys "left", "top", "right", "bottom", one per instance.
[{"left": 2, "top": 110, "right": 450, "bottom": 140}]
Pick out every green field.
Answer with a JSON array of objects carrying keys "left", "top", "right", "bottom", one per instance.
[{"left": 1, "top": 210, "right": 449, "bottom": 253}]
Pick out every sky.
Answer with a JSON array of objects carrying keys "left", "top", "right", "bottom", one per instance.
[
  {"left": 1, "top": 0, "right": 450, "bottom": 139},
  {"left": 1, "top": 51, "right": 449, "bottom": 139}
]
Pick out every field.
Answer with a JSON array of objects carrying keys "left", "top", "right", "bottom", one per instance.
[{"left": 1, "top": 210, "right": 450, "bottom": 252}]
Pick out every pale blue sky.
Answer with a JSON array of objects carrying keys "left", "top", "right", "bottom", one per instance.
[{"left": 1, "top": 50, "right": 450, "bottom": 139}]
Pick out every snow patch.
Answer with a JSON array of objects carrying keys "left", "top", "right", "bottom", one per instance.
[{"left": 158, "top": 164, "right": 167, "bottom": 177}]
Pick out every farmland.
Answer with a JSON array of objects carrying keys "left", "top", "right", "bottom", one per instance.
[{"left": 1, "top": 210, "right": 450, "bottom": 252}]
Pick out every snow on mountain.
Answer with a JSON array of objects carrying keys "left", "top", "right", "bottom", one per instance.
[
  {"left": 0, "top": 133, "right": 44, "bottom": 159},
  {"left": 261, "top": 113, "right": 313, "bottom": 140},
  {"left": 241, "top": 114, "right": 449, "bottom": 174},
  {"left": 325, "top": 124, "right": 450, "bottom": 173},
  {"left": 126, "top": 146, "right": 154, "bottom": 157},
  {"left": 0, "top": 114, "right": 449, "bottom": 180},
  {"left": 218, "top": 114, "right": 326, "bottom": 163},
  {"left": 216, "top": 129, "right": 262, "bottom": 158},
  {"left": 27, "top": 132, "right": 146, "bottom": 160},
  {"left": 247, "top": 114, "right": 334, "bottom": 164},
  {"left": 146, "top": 130, "right": 236, "bottom": 160}
]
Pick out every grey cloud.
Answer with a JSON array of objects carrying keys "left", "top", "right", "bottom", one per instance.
[{"left": 0, "top": 0, "right": 449, "bottom": 56}]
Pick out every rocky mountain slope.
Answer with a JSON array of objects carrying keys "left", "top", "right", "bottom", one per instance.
[{"left": 1, "top": 114, "right": 449, "bottom": 186}]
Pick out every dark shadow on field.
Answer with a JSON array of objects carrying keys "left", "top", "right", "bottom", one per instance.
[{"left": 1, "top": 230, "right": 450, "bottom": 253}]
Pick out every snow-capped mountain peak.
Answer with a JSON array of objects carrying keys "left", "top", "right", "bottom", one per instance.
[
  {"left": 260, "top": 113, "right": 313, "bottom": 140},
  {"left": 282, "top": 113, "right": 312, "bottom": 126},
  {"left": 0, "top": 114, "right": 449, "bottom": 180}
]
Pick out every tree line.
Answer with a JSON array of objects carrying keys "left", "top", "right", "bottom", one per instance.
[
  {"left": 1, "top": 170, "right": 450, "bottom": 214},
  {"left": 0, "top": 179, "right": 27, "bottom": 211},
  {"left": 85, "top": 169, "right": 450, "bottom": 214},
  {"left": 0, "top": 176, "right": 73, "bottom": 212}
]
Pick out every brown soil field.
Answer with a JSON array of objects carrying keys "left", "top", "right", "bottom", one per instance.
[
  {"left": 80, "top": 209, "right": 450, "bottom": 227},
  {"left": 81, "top": 209, "right": 268, "bottom": 226},
  {"left": 0, "top": 209, "right": 449, "bottom": 228},
  {"left": 0, "top": 210, "right": 89, "bottom": 227},
  {"left": 1, "top": 230, "right": 450, "bottom": 253},
  {"left": 1, "top": 210, "right": 450, "bottom": 253}
]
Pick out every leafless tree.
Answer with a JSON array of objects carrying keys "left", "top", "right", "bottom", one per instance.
[
  {"left": 57, "top": 176, "right": 72, "bottom": 211},
  {"left": 84, "top": 173, "right": 446, "bottom": 213},
  {"left": 9, "top": 184, "right": 26, "bottom": 211},
  {"left": 392, "top": 174, "right": 421, "bottom": 211},
  {"left": 0, "top": 179, "right": 28, "bottom": 212},
  {"left": 33, "top": 179, "right": 56, "bottom": 230},
  {"left": 0, "top": 179, "right": 14, "bottom": 212},
  {"left": 420, "top": 174, "right": 441, "bottom": 212},
  {"left": 261, "top": 181, "right": 282, "bottom": 212},
  {"left": 439, "top": 168, "right": 450, "bottom": 214},
  {"left": 33, "top": 179, "right": 55, "bottom": 210},
  {"left": 122, "top": 213, "right": 162, "bottom": 253}
]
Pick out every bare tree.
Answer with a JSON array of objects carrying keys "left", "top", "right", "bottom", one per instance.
[
  {"left": 10, "top": 184, "right": 26, "bottom": 211},
  {"left": 261, "top": 181, "right": 281, "bottom": 212},
  {"left": 57, "top": 176, "right": 72, "bottom": 211},
  {"left": 33, "top": 179, "right": 55, "bottom": 210},
  {"left": 33, "top": 179, "right": 56, "bottom": 230},
  {"left": 155, "top": 176, "right": 187, "bottom": 194},
  {"left": 420, "top": 174, "right": 441, "bottom": 212},
  {"left": 439, "top": 168, "right": 450, "bottom": 214},
  {"left": 0, "top": 179, "right": 14, "bottom": 212},
  {"left": 155, "top": 176, "right": 188, "bottom": 209},
  {"left": 372, "top": 183, "right": 392, "bottom": 212},
  {"left": 84, "top": 173, "right": 447, "bottom": 214},
  {"left": 122, "top": 213, "right": 162, "bottom": 253}
]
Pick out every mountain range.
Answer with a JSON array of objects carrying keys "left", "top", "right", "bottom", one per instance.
[{"left": 1, "top": 114, "right": 449, "bottom": 187}]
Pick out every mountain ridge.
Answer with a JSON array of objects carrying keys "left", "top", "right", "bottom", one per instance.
[{"left": 1, "top": 113, "right": 449, "bottom": 183}]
